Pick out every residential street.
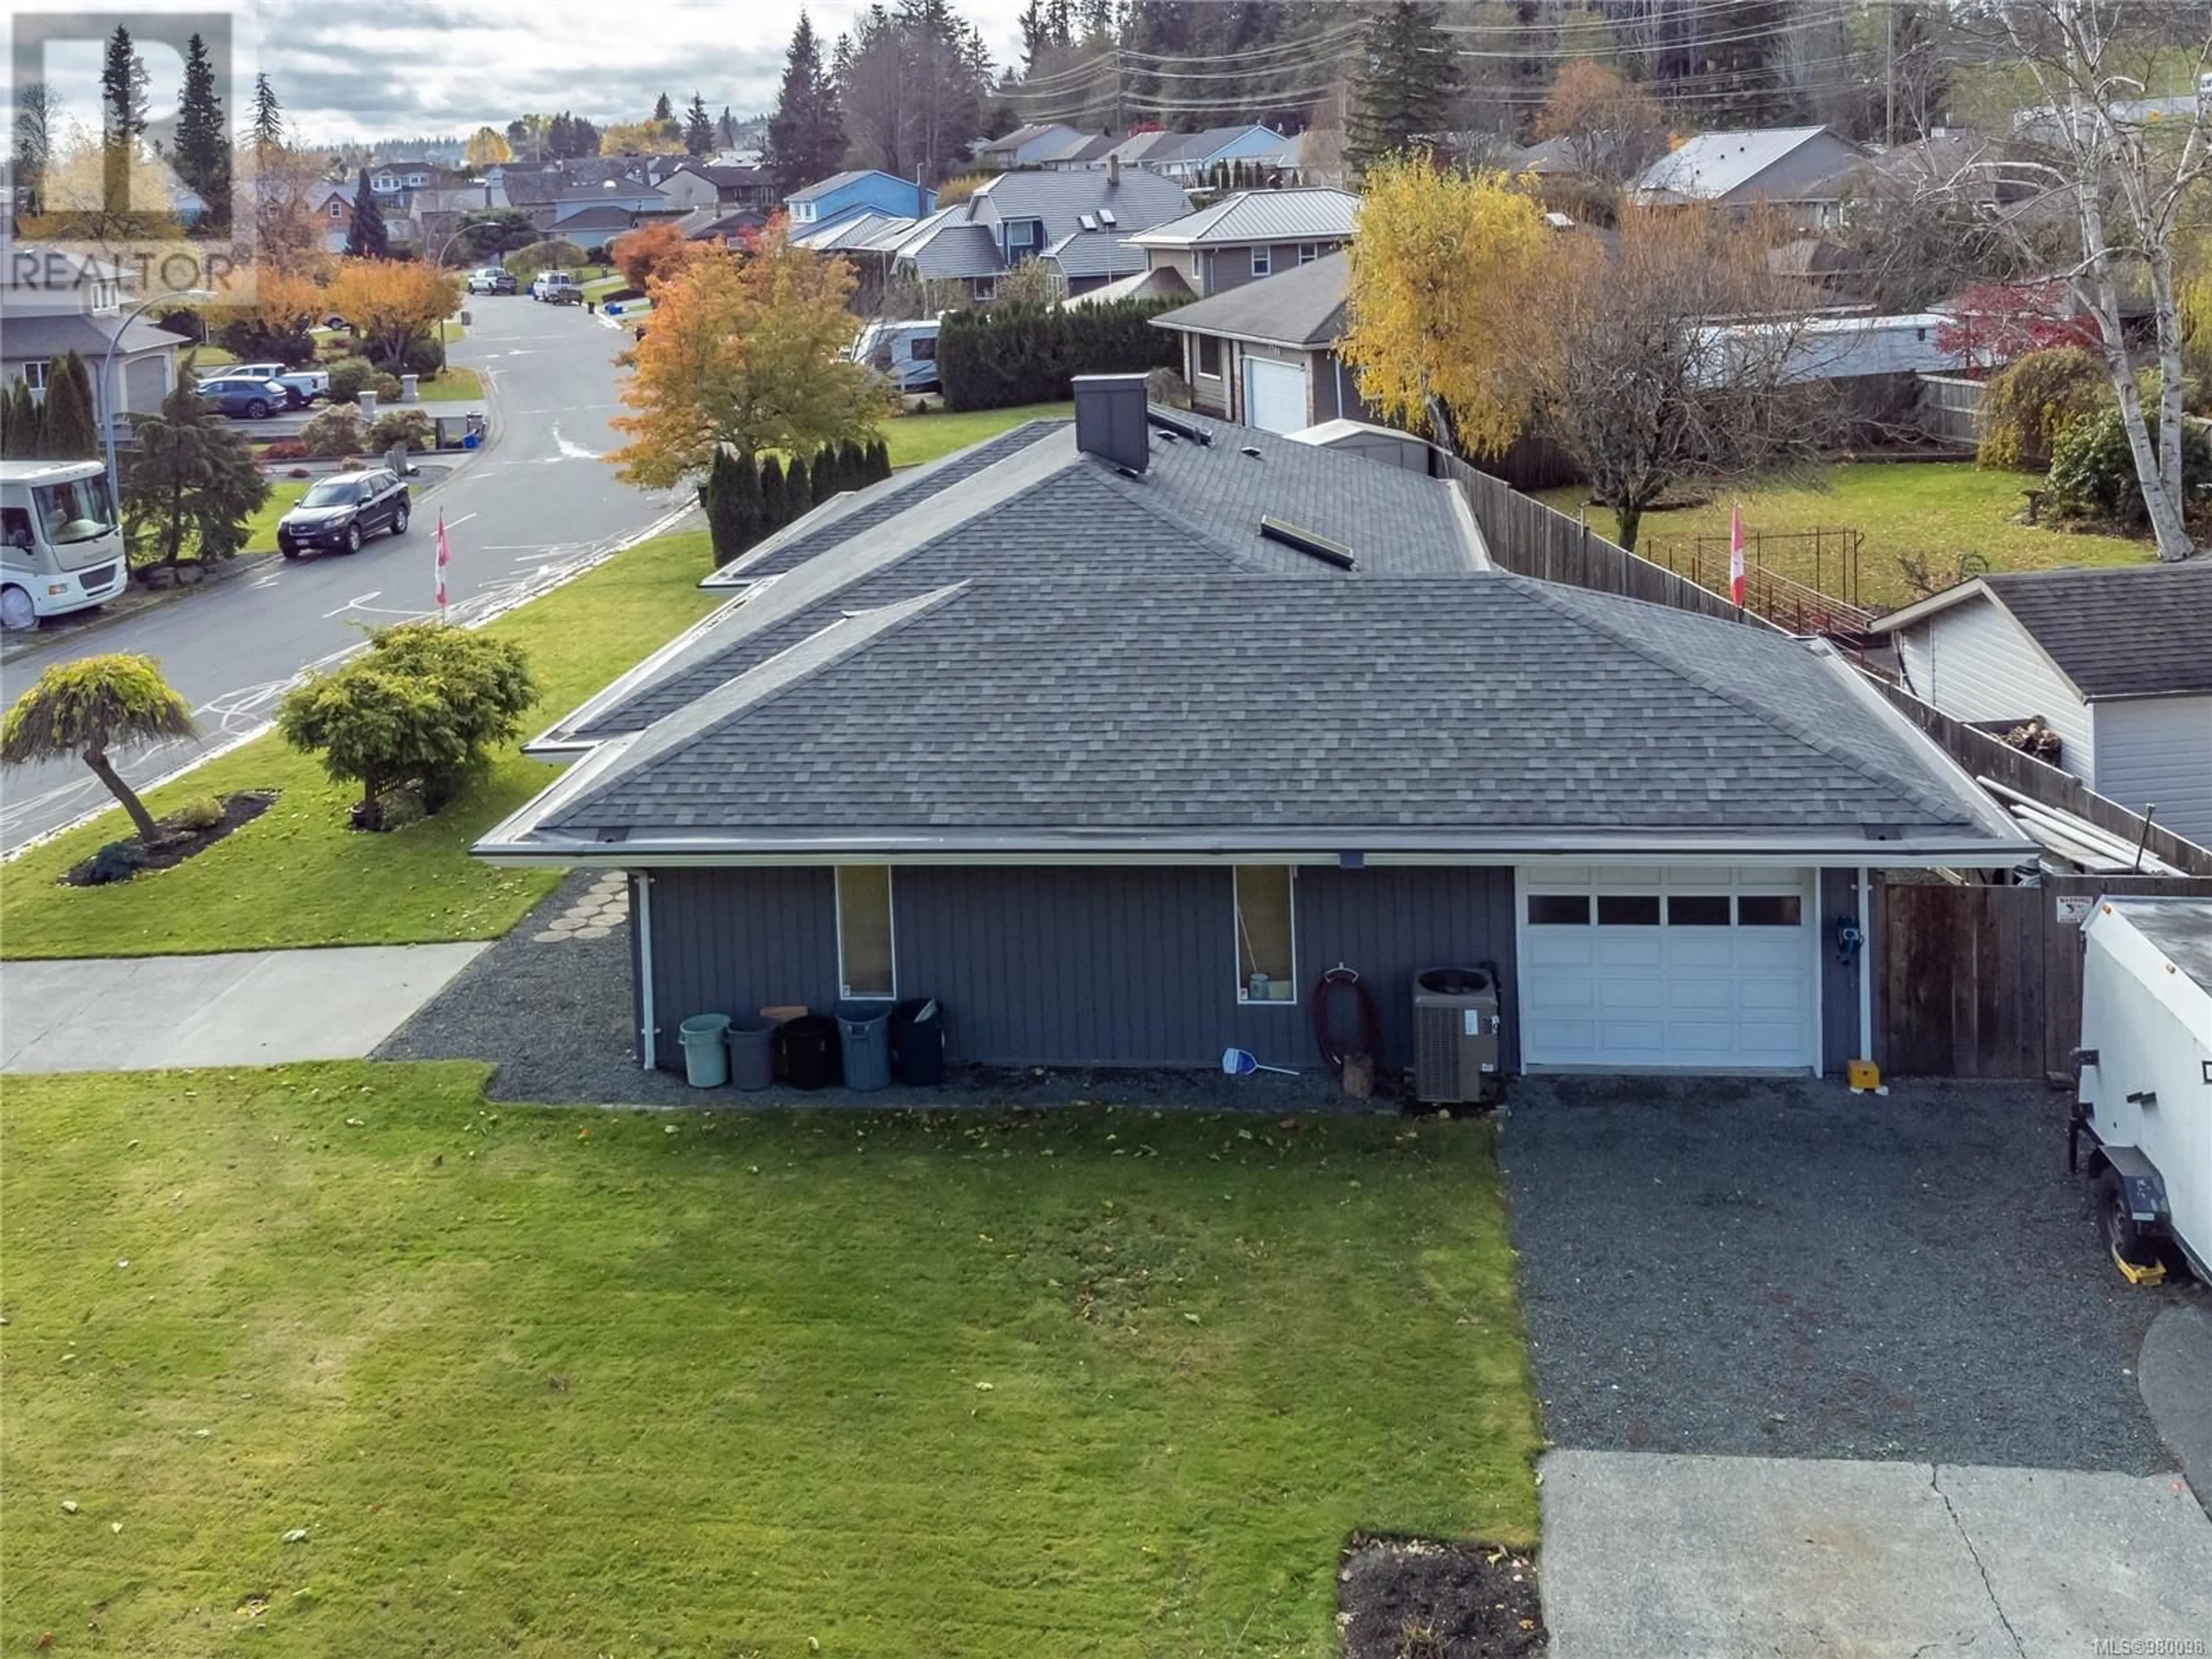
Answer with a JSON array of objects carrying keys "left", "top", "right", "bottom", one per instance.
[{"left": 0, "top": 300, "right": 691, "bottom": 853}]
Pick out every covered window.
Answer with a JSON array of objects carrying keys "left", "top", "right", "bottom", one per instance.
[
  {"left": 1297, "top": 243, "right": 1319, "bottom": 264},
  {"left": 1250, "top": 245, "right": 1271, "bottom": 276},
  {"left": 1528, "top": 894, "right": 1590, "bottom": 925},
  {"left": 1738, "top": 895, "right": 1803, "bottom": 927},
  {"left": 1234, "top": 866, "right": 1296, "bottom": 1002},
  {"left": 1196, "top": 335, "right": 1222, "bottom": 377},
  {"left": 836, "top": 866, "right": 895, "bottom": 998},
  {"left": 1667, "top": 895, "right": 1732, "bottom": 926},
  {"left": 1596, "top": 895, "right": 1661, "bottom": 926}
]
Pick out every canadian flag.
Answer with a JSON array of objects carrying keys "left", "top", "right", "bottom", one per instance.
[
  {"left": 1728, "top": 501, "right": 1745, "bottom": 610},
  {"left": 434, "top": 512, "right": 450, "bottom": 613}
]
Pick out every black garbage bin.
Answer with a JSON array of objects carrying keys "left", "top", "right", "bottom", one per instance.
[
  {"left": 890, "top": 998, "right": 944, "bottom": 1086},
  {"left": 782, "top": 1014, "right": 840, "bottom": 1091}
]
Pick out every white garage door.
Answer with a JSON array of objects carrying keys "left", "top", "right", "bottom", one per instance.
[
  {"left": 1242, "top": 356, "right": 1306, "bottom": 434},
  {"left": 1520, "top": 866, "right": 1818, "bottom": 1070}
]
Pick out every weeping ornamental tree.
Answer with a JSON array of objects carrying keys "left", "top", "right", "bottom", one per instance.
[
  {"left": 122, "top": 364, "right": 271, "bottom": 572},
  {"left": 1, "top": 654, "right": 198, "bottom": 843}
]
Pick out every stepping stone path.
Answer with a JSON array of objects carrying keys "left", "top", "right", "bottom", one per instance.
[{"left": 531, "top": 873, "right": 629, "bottom": 944}]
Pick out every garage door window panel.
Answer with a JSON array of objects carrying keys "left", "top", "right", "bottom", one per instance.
[
  {"left": 1528, "top": 895, "right": 1590, "bottom": 925},
  {"left": 1668, "top": 895, "right": 1732, "bottom": 926}
]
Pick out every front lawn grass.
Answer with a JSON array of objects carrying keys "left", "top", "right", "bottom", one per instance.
[
  {"left": 0, "top": 529, "right": 721, "bottom": 959},
  {"left": 415, "top": 365, "right": 483, "bottom": 402},
  {"left": 0, "top": 1063, "right": 1540, "bottom": 1657},
  {"left": 1539, "top": 461, "right": 2153, "bottom": 612},
  {"left": 885, "top": 400, "right": 1074, "bottom": 469}
]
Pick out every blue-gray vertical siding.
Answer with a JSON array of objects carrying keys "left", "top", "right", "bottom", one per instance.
[
  {"left": 1819, "top": 866, "right": 1863, "bottom": 1075},
  {"left": 642, "top": 862, "right": 1516, "bottom": 1073}
]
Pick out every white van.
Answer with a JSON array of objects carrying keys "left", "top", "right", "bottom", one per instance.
[
  {"left": 849, "top": 319, "right": 941, "bottom": 393},
  {"left": 1, "top": 459, "right": 131, "bottom": 630}
]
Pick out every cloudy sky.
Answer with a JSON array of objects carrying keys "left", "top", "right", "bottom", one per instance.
[{"left": 254, "top": 0, "right": 1033, "bottom": 144}]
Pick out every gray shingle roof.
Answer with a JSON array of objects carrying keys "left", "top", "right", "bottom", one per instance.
[
  {"left": 1150, "top": 249, "right": 1348, "bottom": 347},
  {"left": 900, "top": 221, "right": 1001, "bottom": 278},
  {"left": 1126, "top": 188, "right": 1359, "bottom": 248},
  {"left": 1984, "top": 562, "right": 2212, "bottom": 700},
  {"left": 0, "top": 312, "right": 189, "bottom": 359},
  {"left": 1041, "top": 226, "right": 1146, "bottom": 279},
  {"left": 540, "top": 570, "right": 1984, "bottom": 843}
]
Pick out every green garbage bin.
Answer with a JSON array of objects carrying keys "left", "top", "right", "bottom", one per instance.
[{"left": 678, "top": 1013, "right": 731, "bottom": 1087}]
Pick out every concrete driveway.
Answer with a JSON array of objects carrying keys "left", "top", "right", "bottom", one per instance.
[
  {"left": 1502, "top": 1076, "right": 2211, "bottom": 1658},
  {"left": 1, "top": 944, "right": 487, "bottom": 1073}
]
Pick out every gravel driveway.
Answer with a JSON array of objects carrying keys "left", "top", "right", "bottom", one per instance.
[{"left": 1500, "top": 1074, "right": 2200, "bottom": 1472}]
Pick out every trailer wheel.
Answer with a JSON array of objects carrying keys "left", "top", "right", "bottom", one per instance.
[{"left": 2094, "top": 1167, "right": 2160, "bottom": 1267}]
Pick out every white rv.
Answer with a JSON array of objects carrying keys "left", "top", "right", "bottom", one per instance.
[
  {"left": 1, "top": 459, "right": 132, "bottom": 631},
  {"left": 849, "top": 319, "right": 941, "bottom": 393},
  {"left": 2073, "top": 896, "right": 2212, "bottom": 1282}
]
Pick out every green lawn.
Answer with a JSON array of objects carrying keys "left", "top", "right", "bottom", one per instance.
[
  {"left": 415, "top": 365, "right": 484, "bottom": 402},
  {"left": 579, "top": 272, "right": 632, "bottom": 304},
  {"left": 885, "top": 401, "right": 1074, "bottom": 469},
  {"left": 1, "top": 529, "right": 721, "bottom": 960},
  {"left": 1539, "top": 461, "right": 2154, "bottom": 613},
  {"left": 243, "top": 479, "right": 309, "bottom": 553},
  {"left": 0, "top": 1063, "right": 1539, "bottom": 1657}
]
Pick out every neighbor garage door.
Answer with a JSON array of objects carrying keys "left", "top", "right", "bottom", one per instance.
[
  {"left": 1242, "top": 357, "right": 1307, "bottom": 434},
  {"left": 1519, "top": 866, "right": 1817, "bottom": 1070}
]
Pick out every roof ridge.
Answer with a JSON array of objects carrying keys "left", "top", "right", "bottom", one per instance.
[{"left": 1501, "top": 575, "right": 1971, "bottom": 823}]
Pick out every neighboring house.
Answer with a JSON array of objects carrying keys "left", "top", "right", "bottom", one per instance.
[
  {"left": 0, "top": 240, "right": 186, "bottom": 431},
  {"left": 1631, "top": 125, "right": 1866, "bottom": 230},
  {"left": 1058, "top": 265, "right": 1194, "bottom": 310},
  {"left": 1094, "top": 123, "right": 1296, "bottom": 181},
  {"left": 786, "top": 169, "right": 937, "bottom": 231},
  {"left": 658, "top": 160, "right": 776, "bottom": 214},
  {"left": 1124, "top": 187, "right": 1359, "bottom": 298},
  {"left": 888, "top": 163, "right": 1190, "bottom": 301},
  {"left": 793, "top": 209, "right": 930, "bottom": 309},
  {"left": 673, "top": 204, "right": 767, "bottom": 249},
  {"left": 974, "top": 123, "right": 1113, "bottom": 171},
  {"left": 305, "top": 179, "right": 357, "bottom": 253},
  {"left": 413, "top": 183, "right": 502, "bottom": 262},
  {"left": 1150, "top": 249, "right": 1372, "bottom": 433},
  {"left": 1868, "top": 563, "right": 2212, "bottom": 843},
  {"left": 475, "top": 376, "right": 2032, "bottom": 1081},
  {"left": 499, "top": 159, "right": 680, "bottom": 233}
]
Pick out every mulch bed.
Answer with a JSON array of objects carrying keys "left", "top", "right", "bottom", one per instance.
[
  {"left": 61, "top": 790, "right": 277, "bottom": 885},
  {"left": 1339, "top": 1534, "right": 1545, "bottom": 1659}
]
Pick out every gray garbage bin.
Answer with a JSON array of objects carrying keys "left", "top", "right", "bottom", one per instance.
[
  {"left": 724, "top": 1013, "right": 775, "bottom": 1091},
  {"left": 835, "top": 999, "right": 894, "bottom": 1092},
  {"left": 678, "top": 1013, "right": 731, "bottom": 1087}
]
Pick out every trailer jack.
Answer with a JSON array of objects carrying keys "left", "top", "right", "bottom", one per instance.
[{"left": 2111, "top": 1247, "right": 2166, "bottom": 1287}]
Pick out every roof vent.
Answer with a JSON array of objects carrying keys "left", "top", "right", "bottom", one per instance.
[
  {"left": 1240, "top": 444, "right": 1262, "bottom": 458},
  {"left": 1259, "top": 516, "right": 1356, "bottom": 570},
  {"left": 1098, "top": 207, "right": 1116, "bottom": 226},
  {"left": 1146, "top": 407, "right": 1213, "bottom": 446},
  {"left": 1079, "top": 213, "right": 1099, "bottom": 230},
  {"left": 1071, "top": 373, "right": 1150, "bottom": 474}
]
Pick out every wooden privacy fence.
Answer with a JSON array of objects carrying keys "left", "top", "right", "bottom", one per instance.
[
  {"left": 1874, "top": 875, "right": 2212, "bottom": 1078},
  {"left": 1916, "top": 374, "right": 1985, "bottom": 447}
]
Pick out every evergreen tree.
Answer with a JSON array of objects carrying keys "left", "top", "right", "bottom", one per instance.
[
  {"left": 784, "top": 452, "right": 811, "bottom": 518},
  {"left": 717, "top": 107, "right": 737, "bottom": 149},
  {"left": 765, "top": 11, "right": 845, "bottom": 198},
  {"left": 173, "top": 33, "right": 228, "bottom": 227},
  {"left": 2, "top": 378, "right": 43, "bottom": 459},
  {"left": 1346, "top": 2, "right": 1460, "bottom": 179},
  {"left": 249, "top": 73, "right": 283, "bottom": 151},
  {"left": 757, "top": 454, "right": 787, "bottom": 534},
  {"left": 41, "top": 353, "right": 101, "bottom": 460},
  {"left": 345, "top": 165, "right": 389, "bottom": 259},
  {"left": 866, "top": 435, "right": 891, "bottom": 483},
  {"left": 813, "top": 442, "right": 842, "bottom": 505},
  {"left": 684, "top": 93, "right": 715, "bottom": 156},
  {"left": 1695, "top": 0, "right": 1796, "bottom": 127},
  {"left": 100, "top": 25, "right": 149, "bottom": 145},
  {"left": 120, "top": 365, "right": 272, "bottom": 570},
  {"left": 652, "top": 92, "right": 674, "bottom": 123}
]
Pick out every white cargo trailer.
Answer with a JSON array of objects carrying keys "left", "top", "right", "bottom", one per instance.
[{"left": 2072, "top": 896, "right": 2212, "bottom": 1282}]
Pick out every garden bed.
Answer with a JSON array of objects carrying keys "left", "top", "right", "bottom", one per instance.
[
  {"left": 60, "top": 790, "right": 276, "bottom": 885},
  {"left": 1340, "top": 1535, "right": 1546, "bottom": 1659}
]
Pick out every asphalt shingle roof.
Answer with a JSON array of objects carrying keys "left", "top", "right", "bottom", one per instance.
[
  {"left": 544, "top": 571, "right": 1980, "bottom": 840},
  {"left": 1150, "top": 249, "right": 1349, "bottom": 347},
  {"left": 1983, "top": 562, "right": 2212, "bottom": 700}
]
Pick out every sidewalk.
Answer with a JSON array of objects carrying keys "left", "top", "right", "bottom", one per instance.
[
  {"left": 1539, "top": 1448, "right": 2212, "bottom": 1658},
  {"left": 1, "top": 944, "right": 488, "bottom": 1073}
]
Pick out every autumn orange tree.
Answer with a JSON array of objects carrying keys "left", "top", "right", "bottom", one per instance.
[
  {"left": 611, "top": 221, "right": 694, "bottom": 290},
  {"left": 1340, "top": 156, "right": 1561, "bottom": 457},
  {"left": 611, "top": 219, "right": 893, "bottom": 487},
  {"left": 1532, "top": 61, "right": 1669, "bottom": 184},
  {"left": 324, "top": 259, "right": 463, "bottom": 370},
  {"left": 202, "top": 264, "right": 326, "bottom": 363}
]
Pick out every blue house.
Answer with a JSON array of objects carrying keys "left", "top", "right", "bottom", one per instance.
[{"left": 786, "top": 169, "right": 937, "bottom": 232}]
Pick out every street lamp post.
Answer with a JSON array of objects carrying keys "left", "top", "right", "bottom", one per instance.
[{"left": 103, "top": 286, "right": 213, "bottom": 511}]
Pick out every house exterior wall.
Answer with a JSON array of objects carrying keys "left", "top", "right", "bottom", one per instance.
[
  {"left": 1724, "top": 132, "right": 1861, "bottom": 207},
  {"left": 1229, "top": 338, "right": 1310, "bottom": 426},
  {"left": 1188, "top": 237, "right": 1349, "bottom": 297},
  {"left": 2092, "top": 696, "right": 2212, "bottom": 843},
  {"left": 1183, "top": 333, "right": 1231, "bottom": 416},
  {"left": 1895, "top": 597, "right": 2094, "bottom": 775},
  {"left": 640, "top": 862, "right": 1519, "bottom": 1071}
]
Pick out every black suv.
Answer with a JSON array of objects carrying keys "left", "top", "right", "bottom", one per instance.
[{"left": 276, "top": 468, "right": 411, "bottom": 559}]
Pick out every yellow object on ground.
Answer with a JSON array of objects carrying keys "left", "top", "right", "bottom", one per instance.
[{"left": 1847, "top": 1059, "right": 1881, "bottom": 1091}]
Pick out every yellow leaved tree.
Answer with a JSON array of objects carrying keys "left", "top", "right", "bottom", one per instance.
[{"left": 1339, "top": 156, "right": 1560, "bottom": 458}]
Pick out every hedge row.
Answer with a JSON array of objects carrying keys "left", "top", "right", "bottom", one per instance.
[
  {"left": 937, "top": 298, "right": 1182, "bottom": 411},
  {"left": 700, "top": 435, "right": 892, "bottom": 566}
]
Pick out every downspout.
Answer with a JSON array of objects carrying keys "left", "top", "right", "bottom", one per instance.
[
  {"left": 1856, "top": 865, "right": 1873, "bottom": 1069},
  {"left": 635, "top": 871, "right": 657, "bottom": 1071}
]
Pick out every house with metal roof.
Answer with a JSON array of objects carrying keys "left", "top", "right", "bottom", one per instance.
[
  {"left": 1867, "top": 562, "right": 2212, "bottom": 843},
  {"left": 1631, "top": 126, "right": 1866, "bottom": 230},
  {"left": 1149, "top": 249, "right": 1372, "bottom": 433},
  {"left": 476, "top": 374, "right": 2031, "bottom": 1083},
  {"left": 1126, "top": 188, "right": 1360, "bottom": 298},
  {"left": 1094, "top": 123, "right": 1298, "bottom": 181},
  {"left": 785, "top": 169, "right": 937, "bottom": 232},
  {"left": 0, "top": 242, "right": 188, "bottom": 437},
  {"left": 886, "top": 164, "right": 1190, "bottom": 300}
]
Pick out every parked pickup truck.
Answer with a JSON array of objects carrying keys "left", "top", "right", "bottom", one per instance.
[
  {"left": 531, "top": 270, "right": 583, "bottom": 305},
  {"left": 228, "top": 362, "right": 329, "bottom": 407}
]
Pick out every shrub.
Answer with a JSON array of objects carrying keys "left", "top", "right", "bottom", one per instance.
[
  {"left": 276, "top": 621, "right": 540, "bottom": 831},
  {"left": 165, "top": 795, "right": 225, "bottom": 831},
  {"left": 84, "top": 840, "right": 147, "bottom": 884},
  {"left": 262, "top": 437, "right": 310, "bottom": 461},
  {"left": 2047, "top": 404, "right": 2211, "bottom": 525},
  {"left": 396, "top": 334, "right": 446, "bottom": 377},
  {"left": 937, "top": 299, "right": 1182, "bottom": 411},
  {"left": 370, "top": 372, "right": 404, "bottom": 403},
  {"left": 366, "top": 410, "right": 436, "bottom": 453},
  {"left": 326, "top": 356, "right": 374, "bottom": 403},
  {"left": 1979, "top": 346, "right": 2111, "bottom": 471},
  {"left": 300, "top": 408, "right": 365, "bottom": 458},
  {"left": 1146, "top": 366, "right": 1194, "bottom": 410}
]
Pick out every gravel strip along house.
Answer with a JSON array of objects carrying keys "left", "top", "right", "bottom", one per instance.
[{"left": 474, "top": 376, "right": 2033, "bottom": 1079}]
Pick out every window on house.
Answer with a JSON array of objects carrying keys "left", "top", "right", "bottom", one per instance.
[
  {"left": 1196, "top": 335, "right": 1222, "bottom": 377},
  {"left": 1250, "top": 246, "right": 1271, "bottom": 276},
  {"left": 1297, "top": 243, "right": 1318, "bottom": 264},
  {"left": 329, "top": 202, "right": 343, "bottom": 218},
  {"left": 972, "top": 275, "right": 996, "bottom": 302},
  {"left": 1527, "top": 894, "right": 1590, "bottom": 925},
  {"left": 1234, "top": 866, "right": 1296, "bottom": 1002},
  {"left": 836, "top": 866, "right": 895, "bottom": 998},
  {"left": 1666, "top": 895, "right": 1732, "bottom": 926},
  {"left": 1737, "top": 895, "right": 1804, "bottom": 927},
  {"left": 1596, "top": 895, "right": 1661, "bottom": 926},
  {"left": 23, "top": 360, "right": 48, "bottom": 392}
]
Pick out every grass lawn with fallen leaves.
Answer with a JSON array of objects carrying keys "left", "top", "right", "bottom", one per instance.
[
  {"left": 415, "top": 365, "right": 484, "bottom": 402},
  {"left": 884, "top": 401, "right": 1073, "bottom": 469},
  {"left": 0, "top": 1063, "right": 1541, "bottom": 1657},
  {"left": 1540, "top": 461, "right": 2154, "bottom": 613},
  {"left": 0, "top": 529, "right": 721, "bottom": 960}
]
